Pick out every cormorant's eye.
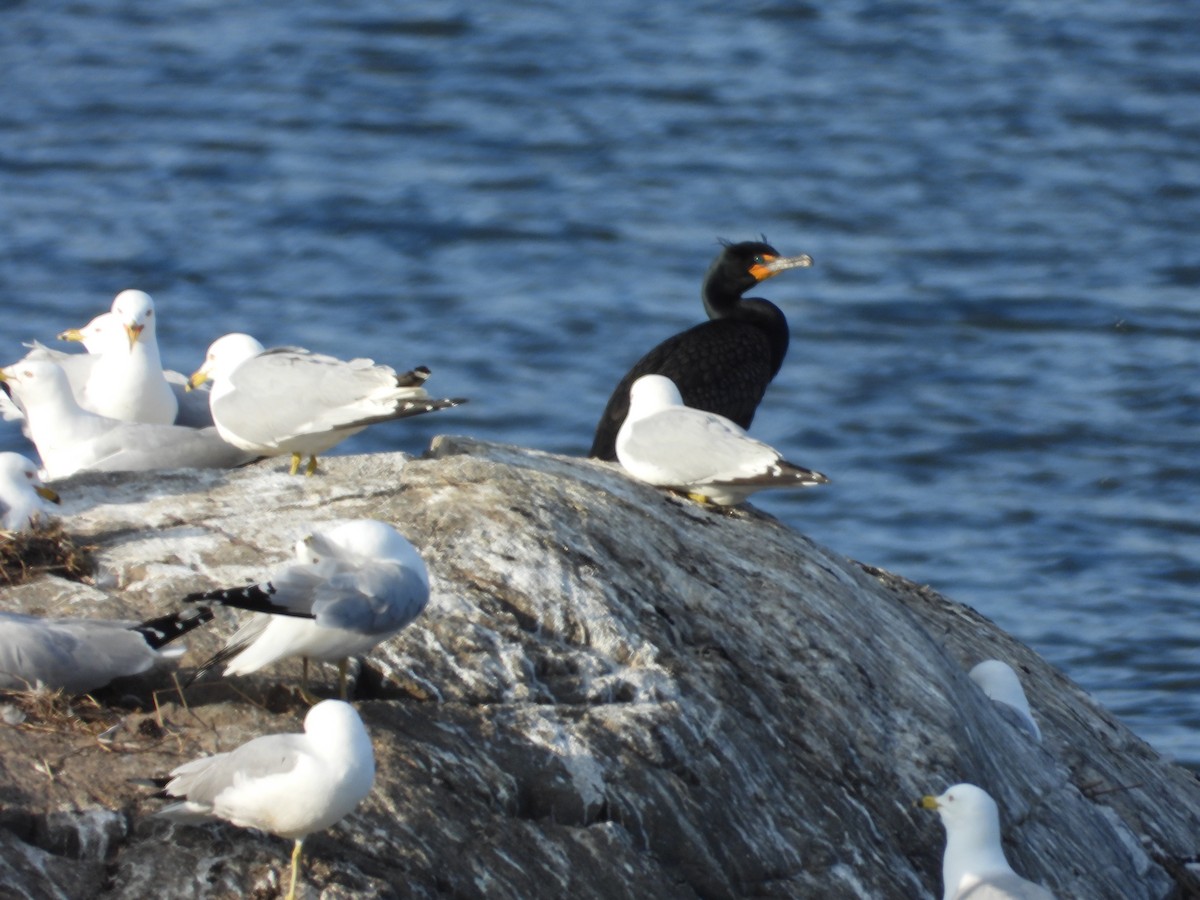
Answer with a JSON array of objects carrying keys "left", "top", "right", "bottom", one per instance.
[{"left": 752, "top": 255, "right": 765, "bottom": 265}]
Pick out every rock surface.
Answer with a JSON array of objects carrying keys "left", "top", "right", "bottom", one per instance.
[{"left": 0, "top": 437, "right": 1197, "bottom": 899}]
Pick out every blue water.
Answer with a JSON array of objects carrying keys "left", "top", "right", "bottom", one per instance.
[{"left": 1, "top": 1, "right": 1197, "bottom": 768}]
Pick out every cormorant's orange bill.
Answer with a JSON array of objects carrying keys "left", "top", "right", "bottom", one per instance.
[{"left": 749, "top": 252, "right": 813, "bottom": 282}]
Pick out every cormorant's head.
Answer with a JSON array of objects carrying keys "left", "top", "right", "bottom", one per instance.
[{"left": 709, "top": 240, "right": 813, "bottom": 297}]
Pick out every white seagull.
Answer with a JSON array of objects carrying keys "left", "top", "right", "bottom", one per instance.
[
  {"left": 155, "top": 699, "right": 375, "bottom": 900},
  {"left": 57, "top": 308, "right": 214, "bottom": 428},
  {"left": 615, "top": 374, "right": 828, "bottom": 505},
  {"left": 0, "top": 451, "right": 60, "bottom": 532},
  {"left": 0, "top": 360, "right": 254, "bottom": 479},
  {"left": 78, "top": 290, "right": 178, "bottom": 425},
  {"left": 920, "top": 783, "right": 1056, "bottom": 900},
  {"left": 969, "top": 660, "right": 1042, "bottom": 742},
  {"left": 188, "top": 332, "right": 467, "bottom": 476},
  {"left": 0, "top": 607, "right": 213, "bottom": 694},
  {"left": 188, "top": 519, "right": 430, "bottom": 698}
]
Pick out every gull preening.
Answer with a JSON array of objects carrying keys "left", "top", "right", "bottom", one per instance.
[
  {"left": 155, "top": 699, "right": 375, "bottom": 900},
  {"left": 615, "top": 374, "right": 828, "bottom": 505},
  {"left": 0, "top": 607, "right": 213, "bottom": 694},
  {"left": 0, "top": 451, "right": 60, "bottom": 532},
  {"left": 187, "top": 519, "right": 430, "bottom": 698},
  {"left": 0, "top": 360, "right": 254, "bottom": 479},
  {"left": 921, "top": 783, "right": 1056, "bottom": 900},
  {"left": 188, "top": 332, "right": 467, "bottom": 476}
]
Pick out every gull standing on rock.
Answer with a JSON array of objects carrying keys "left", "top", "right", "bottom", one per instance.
[
  {"left": 615, "top": 374, "right": 828, "bottom": 505},
  {"left": 187, "top": 519, "right": 430, "bottom": 699},
  {"left": 79, "top": 290, "right": 178, "bottom": 425},
  {"left": 920, "top": 783, "right": 1056, "bottom": 900},
  {"left": 0, "top": 452, "right": 60, "bottom": 532},
  {"left": 154, "top": 699, "right": 375, "bottom": 900},
  {"left": 189, "top": 332, "right": 467, "bottom": 476}
]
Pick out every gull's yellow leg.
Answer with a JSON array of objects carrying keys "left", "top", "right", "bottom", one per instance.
[
  {"left": 286, "top": 838, "right": 304, "bottom": 900},
  {"left": 289, "top": 453, "right": 303, "bottom": 476},
  {"left": 304, "top": 455, "right": 319, "bottom": 477}
]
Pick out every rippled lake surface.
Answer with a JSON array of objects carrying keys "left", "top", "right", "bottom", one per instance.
[{"left": 2, "top": 1, "right": 1197, "bottom": 768}]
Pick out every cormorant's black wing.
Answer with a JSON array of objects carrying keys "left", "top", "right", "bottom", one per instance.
[{"left": 588, "top": 320, "right": 774, "bottom": 460}]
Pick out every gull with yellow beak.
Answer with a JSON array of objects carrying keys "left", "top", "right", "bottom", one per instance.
[
  {"left": 75, "top": 290, "right": 178, "bottom": 425},
  {"left": 189, "top": 332, "right": 466, "bottom": 476},
  {"left": 920, "top": 784, "right": 1056, "bottom": 900},
  {"left": 0, "top": 451, "right": 60, "bottom": 532},
  {"left": 154, "top": 699, "right": 375, "bottom": 900},
  {"left": 0, "top": 360, "right": 253, "bottom": 478}
]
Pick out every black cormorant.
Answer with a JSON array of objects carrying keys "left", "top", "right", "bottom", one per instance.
[{"left": 588, "top": 240, "right": 812, "bottom": 460}]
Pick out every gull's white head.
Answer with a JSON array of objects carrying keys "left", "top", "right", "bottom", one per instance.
[
  {"left": 58, "top": 312, "right": 124, "bottom": 354},
  {"left": 189, "top": 332, "right": 265, "bottom": 389},
  {"left": 110, "top": 289, "right": 158, "bottom": 349},
  {"left": 627, "top": 374, "right": 684, "bottom": 420},
  {"left": 922, "top": 783, "right": 1001, "bottom": 832},
  {"left": 0, "top": 359, "right": 75, "bottom": 405},
  {"left": 921, "top": 783, "right": 1017, "bottom": 900},
  {"left": 0, "top": 451, "right": 60, "bottom": 530}
]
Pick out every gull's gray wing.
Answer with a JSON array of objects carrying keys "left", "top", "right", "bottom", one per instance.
[
  {"left": 161, "top": 732, "right": 307, "bottom": 811},
  {"left": 195, "top": 556, "right": 428, "bottom": 637},
  {"left": 311, "top": 562, "right": 430, "bottom": 635},
  {"left": 623, "top": 408, "right": 782, "bottom": 485},
  {"left": 213, "top": 349, "right": 455, "bottom": 447},
  {"left": 0, "top": 613, "right": 157, "bottom": 693},
  {"left": 82, "top": 424, "right": 257, "bottom": 472}
]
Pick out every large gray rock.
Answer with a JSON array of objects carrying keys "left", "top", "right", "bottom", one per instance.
[{"left": 0, "top": 437, "right": 1197, "bottom": 899}]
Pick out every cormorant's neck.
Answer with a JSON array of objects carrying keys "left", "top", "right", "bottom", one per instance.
[
  {"left": 704, "top": 287, "right": 790, "bottom": 378},
  {"left": 702, "top": 277, "right": 748, "bottom": 320}
]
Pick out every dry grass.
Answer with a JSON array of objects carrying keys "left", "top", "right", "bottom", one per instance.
[
  {"left": 1, "top": 686, "right": 114, "bottom": 738},
  {"left": 0, "top": 520, "right": 94, "bottom": 586}
]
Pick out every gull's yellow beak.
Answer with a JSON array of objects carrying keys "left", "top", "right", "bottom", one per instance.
[
  {"left": 35, "top": 485, "right": 61, "bottom": 504},
  {"left": 749, "top": 252, "right": 814, "bottom": 282},
  {"left": 918, "top": 795, "right": 940, "bottom": 810},
  {"left": 186, "top": 368, "right": 210, "bottom": 392},
  {"left": 58, "top": 327, "right": 85, "bottom": 342},
  {"left": 124, "top": 323, "right": 144, "bottom": 351}
]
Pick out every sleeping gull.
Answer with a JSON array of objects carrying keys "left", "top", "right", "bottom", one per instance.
[
  {"left": 0, "top": 359, "right": 254, "bottom": 479},
  {"left": 75, "top": 290, "right": 178, "bottom": 425},
  {"left": 920, "top": 783, "right": 1056, "bottom": 900},
  {"left": 0, "top": 606, "right": 213, "bottom": 694},
  {"left": 0, "top": 452, "right": 60, "bottom": 531},
  {"left": 188, "top": 332, "right": 467, "bottom": 475},
  {"left": 155, "top": 699, "right": 375, "bottom": 900},
  {"left": 615, "top": 374, "right": 828, "bottom": 505},
  {"left": 187, "top": 519, "right": 430, "bottom": 699},
  {"left": 969, "top": 660, "right": 1042, "bottom": 741}
]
